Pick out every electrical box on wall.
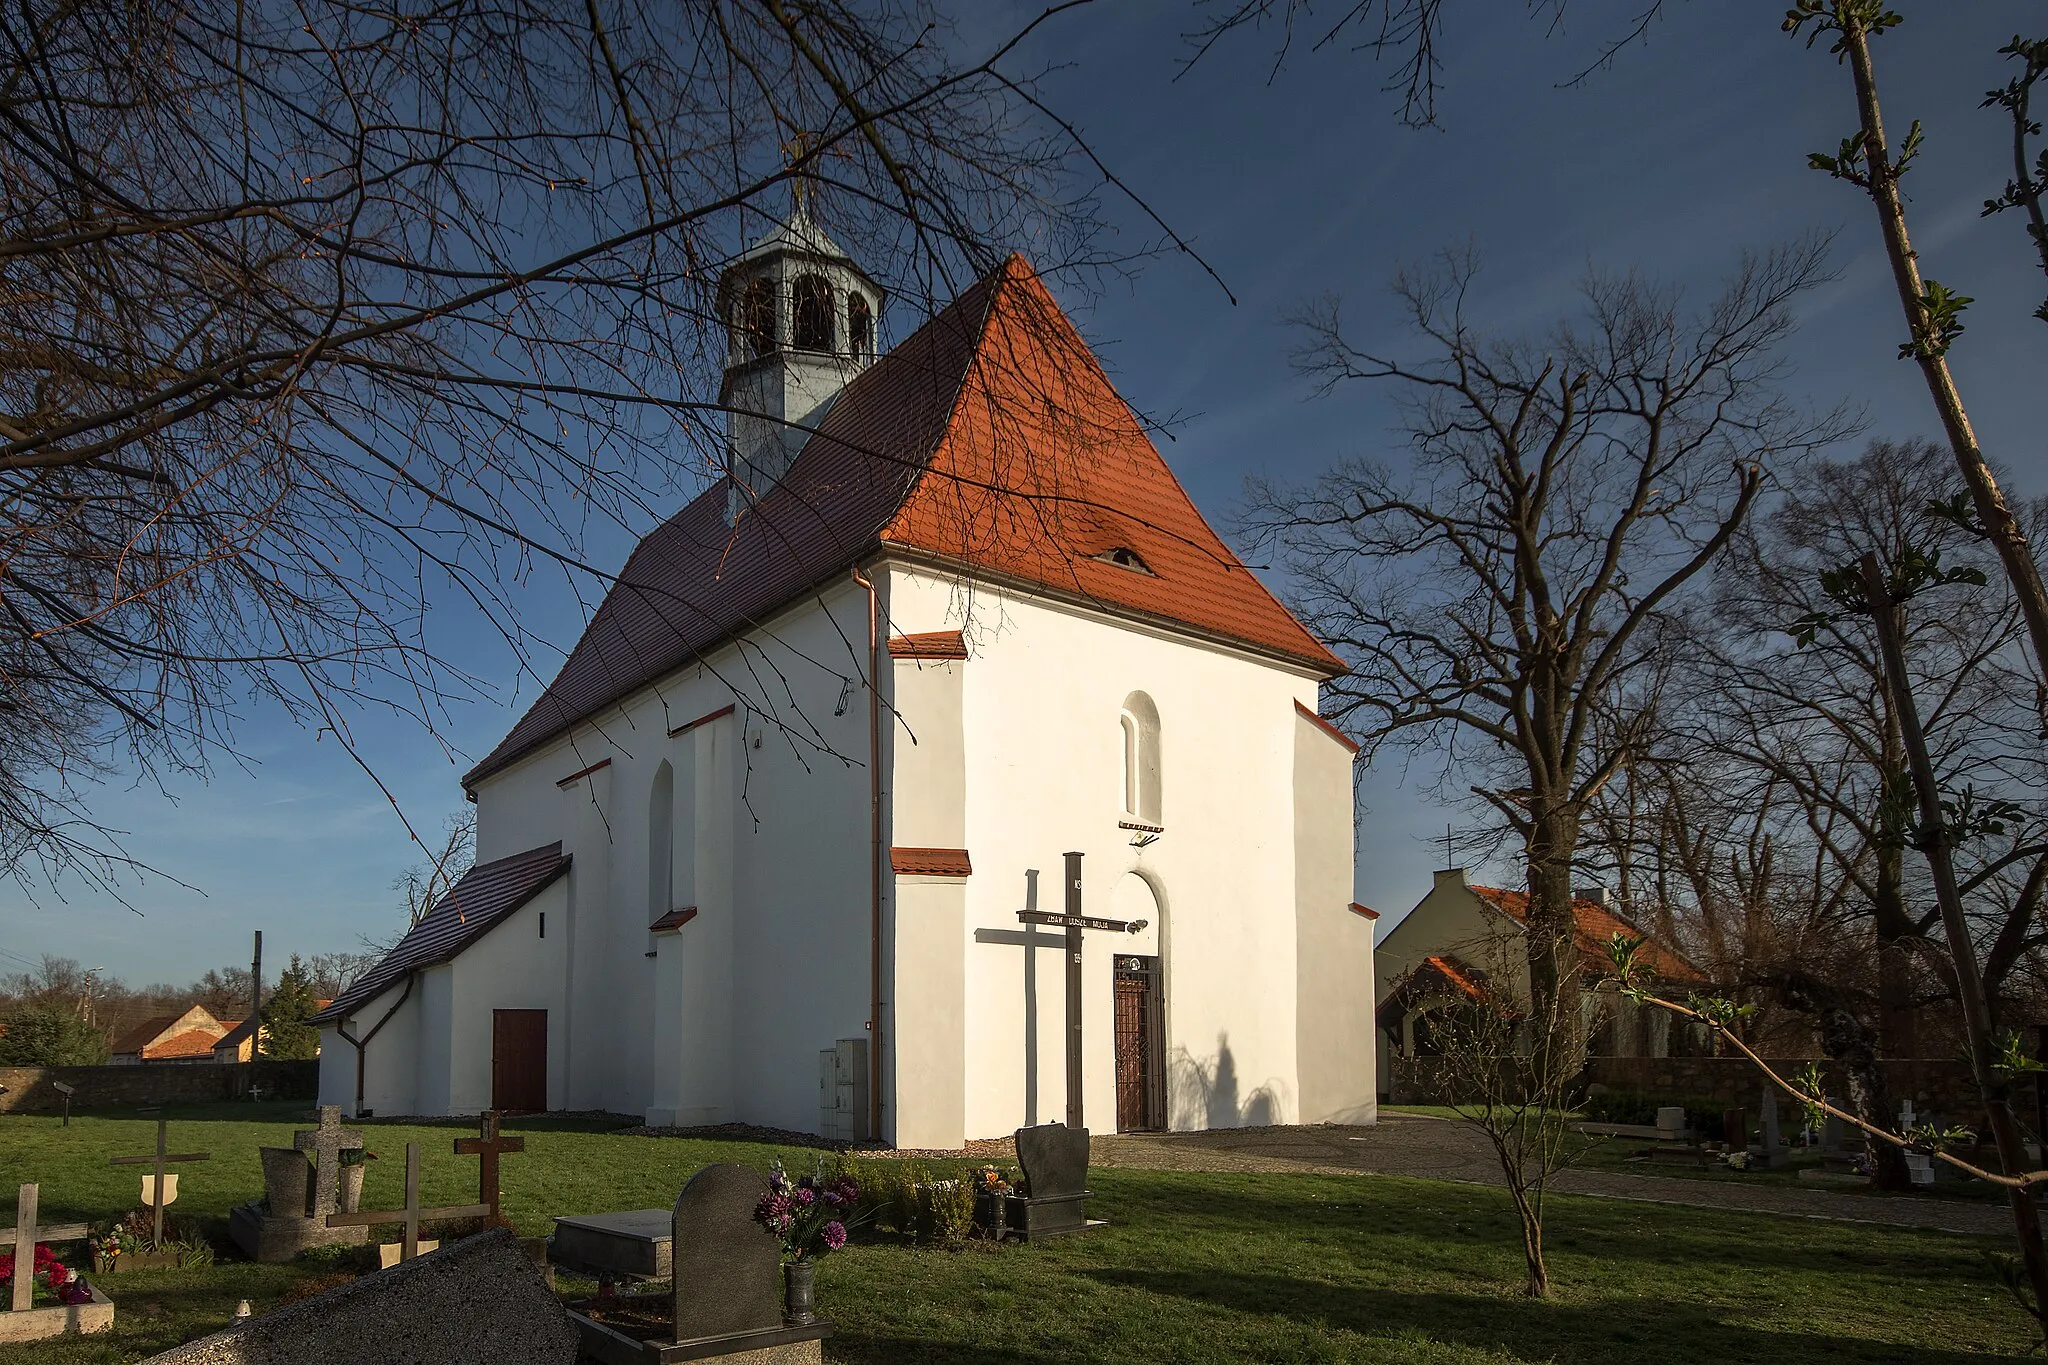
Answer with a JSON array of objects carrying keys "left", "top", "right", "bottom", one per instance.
[{"left": 818, "top": 1038, "right": 870, "bottom": 1142}]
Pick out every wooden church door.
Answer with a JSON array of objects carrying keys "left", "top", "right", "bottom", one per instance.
[
  {"left": 492, "top": 1009, "right": 548, "bottom": 1113},
  {"left": 1113, "top": 956, "right": 1164, "bottom": 1131}
]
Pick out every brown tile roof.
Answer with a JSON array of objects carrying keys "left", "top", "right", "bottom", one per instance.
[
  {"left": 1296, "top": 701, "right": 1361, "bottom": 754},
  {"left": 887, "top": 630, "right": 968, "bottom": 660},
  {"left": 890, "top": 847, "right": 973, "bottom": 877},
  {"left": 463, "top": 256, "right": 1342, "bottom": 788},
  {"left": 1469, "top": 886, "right": 1707, "bottom": 983},
  {"left": 1349, "top": 902, "right": 1379, "bottom": 920},
  {"left": 649, "top": 906, "right": 698, "bottom": 932},
  {"left": 111, "top": 1014, "right": 183, "bottom": 1056},
  {"left": 312, "top": 842, "right": 570, "bottom": 1024}
]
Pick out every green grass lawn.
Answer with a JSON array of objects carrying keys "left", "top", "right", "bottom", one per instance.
[{"left": 1, "top": 1104, "right": 2034, "bottom": 1363}]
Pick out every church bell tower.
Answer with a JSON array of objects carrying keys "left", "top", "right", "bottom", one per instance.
[{"left": 717, "top": 197, "right": 885, "bottom": 505}]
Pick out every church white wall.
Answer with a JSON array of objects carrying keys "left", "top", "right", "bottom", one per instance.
[
  {"left": 881, "top": 564, "right": 1326, "bottom": 1141},
  {"left": 465, "top": 579, "right": 874, "bottom": 1129},
  {"left": 316, "top": 973, "right": 422, "bottom": 1118},
  {"left": 1292, "top": 708, "right": 1375, "bottom": 1125},
  {"left": 415, "top": 965, "right": 455, "bottom": 1115},
  {"left": 445, "top": 880, "right": 570, "bottom": 1113}
]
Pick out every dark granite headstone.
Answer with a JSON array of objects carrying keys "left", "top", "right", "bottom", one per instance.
[
  {"left": 140, "top": 1230, "right": 576, "bottom": 1365},
  {"left": 1008, "top": 1124, "right": 1092, "bottom": 1241},
  {"left": 670, "top": 1165, "right": 783, "bottom": 1343}
]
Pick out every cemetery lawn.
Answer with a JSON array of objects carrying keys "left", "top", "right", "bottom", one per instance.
[{"left": 0, "top": 1104, "right": 2032, "bottom": 1363}]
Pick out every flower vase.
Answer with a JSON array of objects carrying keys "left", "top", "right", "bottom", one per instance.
[{"left": 782, "top": 1259, "right": 817, "bottom": 1326}]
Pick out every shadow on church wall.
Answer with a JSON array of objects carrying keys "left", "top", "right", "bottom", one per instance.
[{"left": 1168, "top": 1032, "right": 1292, "bottom": 1130}]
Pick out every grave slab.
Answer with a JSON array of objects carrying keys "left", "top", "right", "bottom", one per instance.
[
  {"left": 552, "top": 1208, "right": 673, "bottom": 1280},
  {"left": 139, "top": 1229, "right": 576, "bottom": 1365}
]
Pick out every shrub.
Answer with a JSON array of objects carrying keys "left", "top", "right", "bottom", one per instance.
[
  {"left": 922, "top": 1178, "right": 975, "bottom": 1249},
  {"left": 0, "top": 1003, "right": 108, "bottom": 1066}
]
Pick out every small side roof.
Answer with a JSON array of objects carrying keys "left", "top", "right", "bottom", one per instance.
[
  {"left": 313, "top": 842, "right": 570, "bottom": 1025},
  {"left": 1470, "top": 885, "right": 1707, "bottom": 984}
]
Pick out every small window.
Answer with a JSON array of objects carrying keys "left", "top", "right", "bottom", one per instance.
[
  {"left": 792, "top": 274, "right": 833, "bottom": 351},
  {"left": 1095, "top": 546, "right": 1152, "bottom": 575},
  {"left": 740, "top": 278, "right": 776, "bottom": 358},
  {"left": 848, "top": 293, "right": 874, "bottom": 359}
]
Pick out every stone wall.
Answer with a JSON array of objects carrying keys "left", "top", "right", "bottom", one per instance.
[
  {"left": 1390, "top": 1054, "right": 2010, "bottom": 1127},
  {"left": 0, "top": 1059, "right": 318, "bottom": 1113}
]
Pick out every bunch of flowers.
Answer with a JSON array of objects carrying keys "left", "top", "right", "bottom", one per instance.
[
  {"left": 0, "top": 1244, "right": 94, "bottom": 1305},
  {"left": 1721, "top": 1150, "right": 1753, "bottom": 1172},
  {"left": 90, "top": 1221, "right": 143, "bottom": 1273},
  {"left": 753, "top": 1160, "right": 864, "bottom": 1261},
  {"left": 970, "top": 1165, "right": 1016, "bottom": 1197}
]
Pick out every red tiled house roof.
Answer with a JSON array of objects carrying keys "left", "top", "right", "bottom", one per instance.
[
  {"left": 1375, "top": 954, "right": 1491, "bottom": 1030},
  {"left": 464, "top": 256, "right": 1343, "bottom": 788},
  {"left": 1469, "top": 886, "right": 1707, "bottom": 983},
  {"left": 313, "top": 842, "right": 570, "bottom": 1025}
]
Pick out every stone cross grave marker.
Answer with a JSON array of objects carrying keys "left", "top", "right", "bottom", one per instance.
[
  {"left": 293, "top": 1106, "right": 363, "bottom": 1220},
  {"left": 326, "top": 1142, "right": 488, "bottom": 1265},
  {"left": 670, "top": 1165, "right": 782, "bottom": 1344},
  {"left": 454, "top": 1111, "right": 524, "bottom": 1227},
  {"left": 109, "top": 1115, "right": 210, "bottom": 1249},
  {"left": 5, "top": 1183, "right": 88, "bottom": 1313}
]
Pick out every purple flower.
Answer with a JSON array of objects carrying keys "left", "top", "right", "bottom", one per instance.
[
  {"left": 795, "top": 1187, "right": 815, "bottom": 1207},
  {"left": 821, "top": 1221, "right": 847, "bottom": 1251}
]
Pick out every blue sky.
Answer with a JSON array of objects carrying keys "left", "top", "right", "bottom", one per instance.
[{"left": 5, "top": 2, "right": 2043, "bottom": 985}]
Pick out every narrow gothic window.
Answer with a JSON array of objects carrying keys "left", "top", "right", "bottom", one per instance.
[
  {"left": 792, "top": 274, "right": 833, "bottom": 351},
  {"left": 740, "top": 279, "right": 776, "bottom": 358},
  {"left": 848, "top": 293, "right": 873, "bottom": 359},
  {"left": 650, "top": 761, "right": 675, "bottom": 918},
  {"left": 1120, "top": 691, "right": 1162, "bottom": 825}
]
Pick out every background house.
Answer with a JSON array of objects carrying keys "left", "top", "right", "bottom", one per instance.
[
  {"left": 1374, "top": 867, "right": 1710, "bottom": 1093},
  {"left": 110, "top": 1005, "right": 234, "bottom": 1065}
]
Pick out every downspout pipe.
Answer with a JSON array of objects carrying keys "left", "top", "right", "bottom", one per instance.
[
  {"left": 335, "top": 970, "right": 415, "bottom": 1116},
  {"left": 851, "top": 565, "right": 885, "bottom": 1143}
]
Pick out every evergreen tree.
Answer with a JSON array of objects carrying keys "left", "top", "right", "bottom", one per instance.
[
  {"left": 0, "top": 1002, "right": 108, "bottom": 1065},
  {"left": 259, "top": 956, "right": 322, "bottom": 1061}
]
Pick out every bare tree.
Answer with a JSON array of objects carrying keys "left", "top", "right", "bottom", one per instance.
[
  {"left": 0, "top": 0, "right": 1147, "bottom": 894},
  {"left": 390, "top": 808, "right": 478, "bottom": 931},
  {"left": 1236, "top": 242, "right": 1845, "bottom": 1071}
]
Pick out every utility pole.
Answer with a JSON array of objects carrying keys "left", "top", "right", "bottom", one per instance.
[{"left": 249, "top": 931, "right": 263, "bottom": 1064}]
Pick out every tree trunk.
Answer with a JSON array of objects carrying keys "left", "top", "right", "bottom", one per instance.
[
  {"left": 1525, "top": 802, "right": 1585, "bottom": 1086},
  {"left": 1840, "top": 19, "right": 2048, "bottom": 709},
  {"left": 1861, "top": 553, "right": 2048, "bottom": 1337},
  {"left": 1510, "top": 1184, "right": 1549, "bottom": 1299}
]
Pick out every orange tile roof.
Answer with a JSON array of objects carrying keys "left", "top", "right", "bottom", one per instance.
[
  {"left": 890, "top": 847, "right": 973, "bottom": 877},
  {"left": 465, "top": 256, "right": 1343, "bottom": 787},
  {"left": 1469, "top": 886, "right": 1707, "bottom": 983},
  {"left": 887, "top": 630, "right": 968, "bottom": 660},
  {"left": 148, "top": 1027, "right": 227, "bottom": 1060}
]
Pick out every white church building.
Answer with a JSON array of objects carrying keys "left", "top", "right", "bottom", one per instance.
[{"left": 314, "top": 212, "right": 1377, "bottom": 1148}]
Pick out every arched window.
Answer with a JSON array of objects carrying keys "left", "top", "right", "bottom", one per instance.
[
  {"left": 739, "top": 278, "right": 777, "bottom": 358},
  {"left": 1120, "top": 691, "right": 1162, "bottom": 825},
  {"left": 847, "top": 293, "right": 873, "bottom": 359},
  {"left": 792, "top": 274, "right": 833, "bottom": 351},
  {"left": 649, "top": 761, "right": 674, "bottom": 918}
]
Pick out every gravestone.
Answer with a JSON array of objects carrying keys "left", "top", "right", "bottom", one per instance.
[
  {"left": 1758, "top": 1088, "right": 1786, "bottom": 1166},
  {"left": 550, "top": 1208, "right": 673, "bottom": 1280},
  {"left": 1006, "top": 1123, "right": 1096, "bottom": 1241},
  {"left": 564, "top": 1164, "right": 830, "bottom": 1364},
  {"left": 138, "top": 1229, "right": 576, "bottom": 1365},
  {"left": 228, "top": 1107, "right": 369, "bottom": 1263},
  {"left": 0, "top": 1182, "right": 113, "bottom": 1344},
  {"left": 109, "top": 1116, "right": 211, "bottom": 1255},
  {"left": 1654, "top": 1106, "right": 1687, "bottom": 1141}
]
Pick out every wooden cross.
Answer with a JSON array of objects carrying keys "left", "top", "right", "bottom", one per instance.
[
  {"left": 4, "top": 1184, "right": 88, "bottom": 1313},
  {"left": 109, "top": 1114, "right": 210, "bottom": 1248},
  {"left": 1016, "top": 853, "right": 1148, "bottom": 1130},
  {"left": 453, "top": 1111, "right": 524, "bottom": 1227},
  {"left": 326, "top": 1143, "right": 487, "bottom": 1265}
]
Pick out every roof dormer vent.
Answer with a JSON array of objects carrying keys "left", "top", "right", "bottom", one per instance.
[{"left": 1095, "top": 546, "right": 1153, "bottom": 575}]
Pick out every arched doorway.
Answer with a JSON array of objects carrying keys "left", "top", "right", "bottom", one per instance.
[{"left": 1111, "top": 873, "right": 1165, "bottom": 1132}]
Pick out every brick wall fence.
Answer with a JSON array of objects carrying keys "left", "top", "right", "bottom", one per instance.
[
  {"left": 1391, "top": 1055, "right": 2025, "bottom": 1130},
  {"left": 0, "top": 1060, "right": 319, "bottom": 1114}
]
